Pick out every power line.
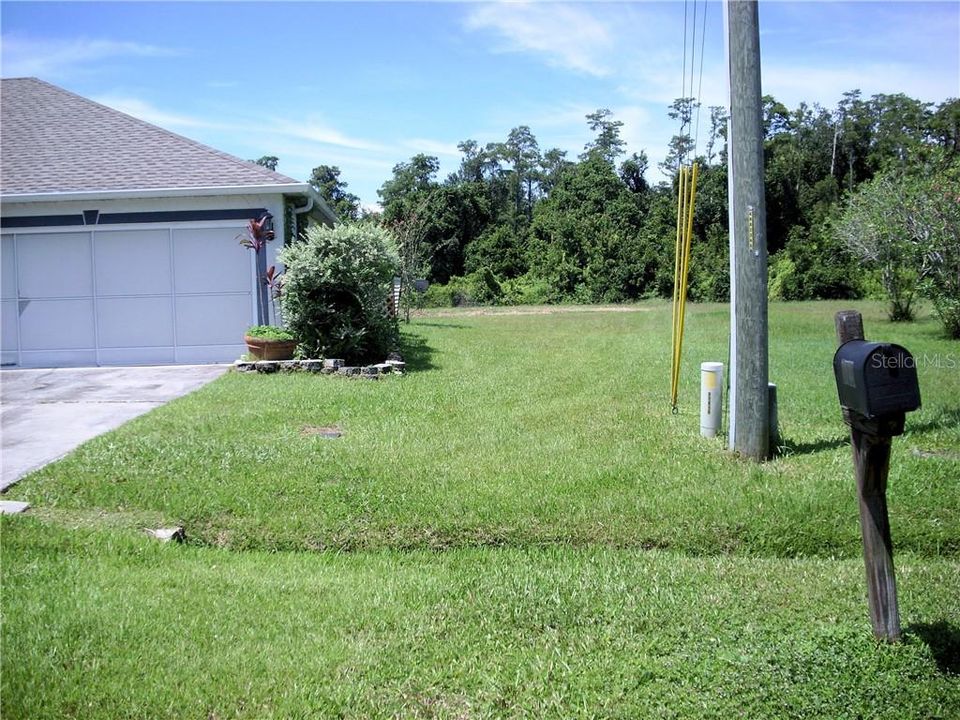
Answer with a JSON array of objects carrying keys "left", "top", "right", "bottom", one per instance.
[
  {"left": 681, "top": 0, "right": 689, "bottom": 133},
  {"left": 693, "top": 0, "right": 709, "bottom": 157}
]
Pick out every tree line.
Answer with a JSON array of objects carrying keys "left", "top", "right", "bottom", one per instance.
[{"left": 257, "top": 89, "right": 960, "bottom": 336}]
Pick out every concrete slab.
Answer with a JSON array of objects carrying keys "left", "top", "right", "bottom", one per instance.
[
  {"left": 1, "top": 365, "right": 228, "bottom": 491},
  {"left": 0, "top": 500, "right": 30, "bottom": 514}
]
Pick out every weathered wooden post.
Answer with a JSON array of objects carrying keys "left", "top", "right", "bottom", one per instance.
[
  {"left": 833, "top": 310, "right": 921, "bottom": 642},
  {"left": 725, "top": 0, "right": 770, "bottom": 461}
]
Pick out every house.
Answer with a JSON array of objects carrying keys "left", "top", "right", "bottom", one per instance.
[{"left": 0, "top": 77, "right": 336, "bottom": 368}]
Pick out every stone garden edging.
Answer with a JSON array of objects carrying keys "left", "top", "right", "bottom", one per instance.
[{"left": 234, "top": 357, "right": 405, "bottom": 378}]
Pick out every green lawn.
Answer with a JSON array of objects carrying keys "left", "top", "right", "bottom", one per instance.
[{"left": 3, "top": 301, "right": 959, "bottom": 718}]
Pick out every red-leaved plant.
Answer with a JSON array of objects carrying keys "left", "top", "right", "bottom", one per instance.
[{"left": 238, "top": 214, "right": 277, "bottom": 325}]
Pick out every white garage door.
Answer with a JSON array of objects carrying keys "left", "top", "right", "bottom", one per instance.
[{"left": 1, "top": 224, "right": 255, "bottom": 367}]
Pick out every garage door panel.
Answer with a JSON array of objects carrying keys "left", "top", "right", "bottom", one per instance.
[
  {"left": 2, "top": 237, "right": 16, "bottom": 299},
  {"left": 95, "top": 230, "right": 172, "bottom": 296},
  {"left": 19, "top": 298, "right": 95, "bottom": 350},
  {"left": 6, "top": 224, "right": 253, "bottom": 367},
  {"left": 99, "top": 347, "right": 176, "bottom": 366},
  {"left": 176, "top": 294, "right": 250, "bottom": 346},
  {"left": 1, "top": 299, "right": 18, "bottom": 351},
  {"left": 177, "top": 344, "right": 244, "bottom": 364},
  {"left": 97, "top": 296, "right": 174, "bottom": 348},
  {"left": 20, "top": 349, "right": 98, "bottom": 367},
  {"left": 18, "top": 233, "right": 93, "bottom": 298},
  {"left": 174, "top": 228, "right": 250, "bottom": 294}
]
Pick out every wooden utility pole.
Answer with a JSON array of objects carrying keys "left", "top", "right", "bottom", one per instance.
[{"left": 724, "top": 0, "right": 769, "bottom": 460}]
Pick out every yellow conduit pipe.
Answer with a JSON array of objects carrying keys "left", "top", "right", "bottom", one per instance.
[{"left": 670, "top": 162, "right": 699, "bottom": 411}]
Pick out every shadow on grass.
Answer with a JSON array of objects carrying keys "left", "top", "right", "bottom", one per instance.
[
  {"left": 907, "top": 406, "right": 960, "bottom": 435},
  {"left": 907, "top": 621, "right": 960, "bottom": 675},
  {"left": 781, "top": 406, "right": 960, "bottom": 458},
  {"left": 409, "top": 321, "right": 472, "bottom": 330},
  {"left": 398, "top": 330, "right": 437, "bottom": 372},
  {"left": 779, "top": 435, "right": 850, "bottom": 456}
]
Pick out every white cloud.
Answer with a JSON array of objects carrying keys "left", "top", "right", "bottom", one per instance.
[
  {"left": 272, "top": 119, "right": 387, "bottom": 153},
  {"left": 762, "top": 62, "right": 959, "bottom": 110},
  {"left": 464, "top": 2, "right": 612, "bottom": 77},
  {"left": 1, "top": 35, "right": 180, "bottom": 79},
  {"left": 92, "top": 95, "right": 215, "bottom": 129},
  {"left": 401, "top": 138, "right": 462, "bottom": 157}
]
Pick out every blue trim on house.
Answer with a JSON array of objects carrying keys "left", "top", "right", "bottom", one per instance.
[
  {"left": 1, "top": 208, "right": 267, "bottom": 230},
  {"left": 0, "top": 214, "right": 82, "bottom": 228}
]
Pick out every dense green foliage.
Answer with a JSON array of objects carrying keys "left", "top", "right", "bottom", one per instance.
[
  {"left": 3, "top": 304, "right": 958, "bottom": 717},
  {"left": 308, "top": 164, "right": 362, "bottom": 222},
  {"left": 367, "top": 92, "right": 959, "bottom": 314},
  {"left": 836, "top": 163, "right": 960, "bottom": 335},
  {"left": 278, "top": 223, "right": 399, "bottom": 362}
]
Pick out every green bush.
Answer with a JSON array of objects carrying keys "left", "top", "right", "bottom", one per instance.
[
  {"left": 500, "top": 273, "right": 553, "bottom": 305},
  {"left": 420, "top": 269, "right": 508, "bottom": 307},
  {"left": 421, "top": 276, "right": 474, "bottom": 307},
  {"left": 278, "top": 224, "right": 400, "bottom": 362},
  {"left": 768, "top": 225, "right": 863, "bottom": 301}
]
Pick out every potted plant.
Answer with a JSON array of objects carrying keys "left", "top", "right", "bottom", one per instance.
[{"left": 243, "top": 324, "right": 298, "bottom": 361}]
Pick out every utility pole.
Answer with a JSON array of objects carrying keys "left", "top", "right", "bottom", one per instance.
[{"left": 724, "top": 0, "right": 769, "bottom": 460}]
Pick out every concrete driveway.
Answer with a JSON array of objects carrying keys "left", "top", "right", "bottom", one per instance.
[{"left": 1, "top": 365, "right": 228, "bottom": 491}]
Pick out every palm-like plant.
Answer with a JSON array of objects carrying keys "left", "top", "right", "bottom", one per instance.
[{"left": 238, "top": 214, "right": 276, "bottom": 325}]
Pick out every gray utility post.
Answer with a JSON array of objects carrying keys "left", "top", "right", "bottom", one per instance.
[{"left": 725, "top": 0, "right": 769, "bottom": 460}]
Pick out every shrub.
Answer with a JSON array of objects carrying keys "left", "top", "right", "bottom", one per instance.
[
  {"left": 500, "top": 273, "right": 553, "bottom": 305},
  {"left": 835, "top": 161, "right": 960, "bottom": 335},
  {"left": 278, "top": 224, "right": 400, "bottom": 362},
  {"left": 419, "top": 269, "right": 508, "bottom": 307},
  {"left": 768, "top": 225, "right": 862, "bottom": 301}
]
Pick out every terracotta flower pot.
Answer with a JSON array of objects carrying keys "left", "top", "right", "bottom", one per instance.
[{"left": 244, "top": 335, "right": 299, "bottom": 361}]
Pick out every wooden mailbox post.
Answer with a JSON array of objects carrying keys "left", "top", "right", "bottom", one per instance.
[{"left": 833, "top": 310, "right": 922, "bottom": 643}]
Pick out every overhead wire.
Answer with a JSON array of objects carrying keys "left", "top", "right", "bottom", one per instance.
[{"left": 693, "top": 0, "right": 708, "bottom": 157}]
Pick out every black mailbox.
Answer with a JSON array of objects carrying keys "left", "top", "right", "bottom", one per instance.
[{"left": 833, "top": 341, "right": 921, "bottom": 421}]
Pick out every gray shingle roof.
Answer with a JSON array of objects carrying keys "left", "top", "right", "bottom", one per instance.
[{"left": 1, "top": 77, "right": 302, "bottom": 196}]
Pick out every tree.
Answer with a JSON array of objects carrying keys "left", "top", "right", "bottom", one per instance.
[
  {"left": 504, "top": 125, "right": 541, "bottom": 219},
  {"left": 531, "top": 153, "right": 646, "bottom": 301},
  {"left": 836, "top": 161, "right": 960, "bottom": 335},
  {"left": 661, "top": 97, "right": 699, "bottom": 175},
  {"left": 582, "top": 108, "right": 626, "bottom": 164},
  {"left": 252, "top": 155, "right": 279, "bottom": 171},
  {"left": 929, "top": 98, "right": 960, "bottom": 155},
  {"left": 388, "top": 196, "right": 432, "bottom": 322},
  {"left": 867, "top": 93, "right": 932, "bottom": 174},
  {"left": 911, "top": 160, "right": 960, "bottom": 337},
  {"left": 378, "top": 154, "right": 440, "bottom": 223},
  {"left": 539, "top": 148, "right": 573, "bottom": 195},
  {"left": 309, "top": 165, "right": 361, "bottom": 223},
  {"left": 705, "top": 106, "right": 728, "bottom": 165},
  {"left": 619, "top": 152, "right": 649, "bottom": 195},
  {"left": 835, "top": 173, "right": 923, "bottom": 321}
]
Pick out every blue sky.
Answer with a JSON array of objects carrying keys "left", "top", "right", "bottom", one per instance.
[{"left": 3, "top": 1, "right": 958, "bottom": 209}]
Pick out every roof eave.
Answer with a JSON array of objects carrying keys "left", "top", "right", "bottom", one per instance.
[
  {"left": 287, "top": 186, "right": 339, "bottom": 226},
  {"left": 0, "top": 184, "right": 316, "bottom": 204},
  {"left": 1, "top": 183, "right": 340, "bottom": 226}
]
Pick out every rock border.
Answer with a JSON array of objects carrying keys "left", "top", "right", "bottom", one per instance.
[{"left": 234, "top": 357, "right": 405, "bottom": 378}]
